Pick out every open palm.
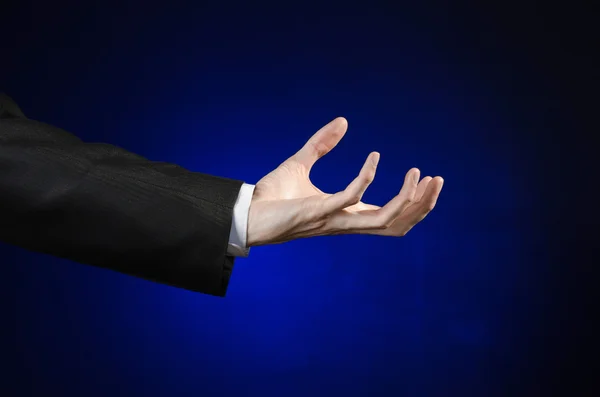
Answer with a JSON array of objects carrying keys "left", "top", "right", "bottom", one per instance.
[{"left": 247, "top": 117, "right": 443, "bottom": 246}]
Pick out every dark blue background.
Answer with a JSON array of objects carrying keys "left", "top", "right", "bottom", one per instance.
[{"left": 1, "top": 1, "right": 594, "bottom": 396}]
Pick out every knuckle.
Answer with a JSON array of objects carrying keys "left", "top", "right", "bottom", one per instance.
[
  {"left": 398, "top": 191, "right": 414, "bottom": 204},
  {"left": 310, "top": 141, "right": 329, "bottom": 158},
  {"left": 423, "top": 202, "right": 435, "bottom": 211}
]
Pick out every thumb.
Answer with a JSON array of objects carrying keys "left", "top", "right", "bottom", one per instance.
[{"left": 294, "top": 117, "right": 348, "bottom": 169}]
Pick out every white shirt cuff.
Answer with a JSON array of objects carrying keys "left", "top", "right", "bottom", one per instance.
[{"left": 227, "top": 183, "right": 255, "bottom": 257}]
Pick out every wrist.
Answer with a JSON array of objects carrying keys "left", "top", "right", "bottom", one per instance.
[
  {"left": 246, "top": 191, "right": 262, "bottom": 247},
  {"left": 246, "top": 202, "right": 268, "bottom": 247}
]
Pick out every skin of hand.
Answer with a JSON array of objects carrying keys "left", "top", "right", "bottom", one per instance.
[{"left": 246, "top": 117, "right": 444, "bottom": 247}]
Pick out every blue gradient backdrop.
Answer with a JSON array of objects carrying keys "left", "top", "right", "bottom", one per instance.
[{"left": 2, "top": 2, "right": 583, "bottom": 396}]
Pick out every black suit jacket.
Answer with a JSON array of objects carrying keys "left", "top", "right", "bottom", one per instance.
[{"left": 0, "top": 93, "right": 244, "bottom": 296}]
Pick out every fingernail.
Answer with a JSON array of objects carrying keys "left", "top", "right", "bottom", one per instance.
[
  {"left": 371, "top": 153, "right": 380, "bottom": 166},
  {"left": 413, "top": 170, "right": 419, "bottom": 183}
]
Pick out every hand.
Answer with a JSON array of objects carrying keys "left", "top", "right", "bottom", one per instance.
[{"left": 246, "top": 117, "right": 444, "bottom": 246}]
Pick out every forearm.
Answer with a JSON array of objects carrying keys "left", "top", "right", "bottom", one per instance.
[{"left": 0, "top": 100, "right": 243, "bottom": 296}]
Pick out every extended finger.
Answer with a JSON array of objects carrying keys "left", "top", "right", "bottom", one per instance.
[
  {"left": 372, "top": 167, "right": 420, "bottom": 226},
  {"left": 401, "top": 176, "right": 444, "bottom": 227},
  {"left": 330, "top": 167, "right": 419, "bottom": 230},
  {"left": 294, "top": 117, "right": 348, "bottom": 170},
  {"left": 322, "top": 152, "right": 380, "bottom": 213},
  {"left": 415, "top": 176, "right": 432, "bottom": 202},
  {"left": 346, "top": 175, "right": 443, "bottom": 236}
]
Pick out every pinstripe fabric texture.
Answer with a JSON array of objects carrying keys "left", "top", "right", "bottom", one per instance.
[{"left": 0, "top": 93, "right": 243, "bottom": 296}]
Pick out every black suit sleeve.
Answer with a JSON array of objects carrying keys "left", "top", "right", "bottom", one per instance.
[{"left": 0, "top": 94, "right": 244, "bottom": 296}]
